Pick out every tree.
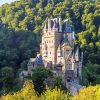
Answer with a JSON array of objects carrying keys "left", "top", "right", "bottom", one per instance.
[
  {"left": 1, "top": 67, "right": 14, "bottom": 88},
  {"left": 41, "top": 86, "right": 70, "bottom": 100},
  {"left": 0, "top": 0, "right": 99, "bottom": 87},
  {"left": 0, "top": 80, "right": 71, "bottom": 100},
  {"left": 52, "top": 76, "right": 64, "bottom": 89},
  {"left": 82, "top": 63, "right": 100, "bottom": 85},
  {"left": 31, "top": 67, "right": 52, "bottom": 94},
  {"left": 74, "top": 85, "right": 100, "bottom": 100}
]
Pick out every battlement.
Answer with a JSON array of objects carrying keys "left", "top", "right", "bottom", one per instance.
[
  {"left": 44, "top": 17, "right": 62, "bottom": 33},
  {"left": 44, "top": 18, "right": 73, "bottom": 34}
]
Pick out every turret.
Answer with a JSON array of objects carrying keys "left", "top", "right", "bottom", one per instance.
[
  {"left": 64, "top": 19, "right": 72, "bottom": 33},
  {"left": 71, "top": 50, "right": 74, "bottom": 69},
  {"left": 59, "top": 17, "right": 62, "bottom": 32},
  {"left": 53, "top": 21, "right": 57, "bottom": 31},
  {"left": 75, "top": 47, "right": 79, "bottom": 62},
  {"left": 57, "top": 45, "right": 61, "bottom": 57},
  {"left": 62, "top": 33, "right": 70, "bottom": 47},
  {"left": 43, "top": 42, "right": 48, "bottom": 57},
  {"left": 48, "top": 19, "right": 51, "bottom": 31},
  {"left": 44, "top": 23, "right": 48, "bottom": 32}
]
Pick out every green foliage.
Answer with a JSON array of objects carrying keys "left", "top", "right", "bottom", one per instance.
[
  {"left": 1, "top": 80, "right": 71, "bottom": 100},
  {"left": 73, "top": 85, "right": 100, "bottom": 100},
  {"left": 32, "top": 67, "right": 52, "bottom": 94},
  {"left": 0, "top": 0, "right": 99, "bottom": 87},
  {"left": 0, "top": 26, "right": 38, "bottom": 69},
  {"left": 0, "top": 0, "right": 99, "bottom": 67},
  {"left": 52, "top": 76, "right": 64, "bottom": 89},
  {"left": 41, "top": 86, "right": 70, "bottom": 100},
  {"left": 1, "top": 67, "right": 14, "bottom": 87},
  {"left": 1, "top": 80, "right": 100, "bottom": 100},
  {"left": 1, "top": 80, "right": 38, "bottom": 100},
  {"left": 82, "top": 63, "right": 100, "bottom": 85},
  {"left": 0, "top": 67, "right": 15, "bottom": 94}
]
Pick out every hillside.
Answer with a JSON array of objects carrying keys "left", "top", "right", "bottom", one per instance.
[{"left": 0, "top": 0, "right": 100, "bottom": 85}]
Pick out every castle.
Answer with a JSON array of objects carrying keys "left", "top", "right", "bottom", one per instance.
[{"left": 28, "top": 17, "right": 83, "bottom": 82}]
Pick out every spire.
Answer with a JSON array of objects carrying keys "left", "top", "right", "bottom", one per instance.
[
  {"left": 58, "top": 45, "right": 61, "bottom": 50},
  {"left": 44, "top": 23, "right": 48, "bottom": 31}
]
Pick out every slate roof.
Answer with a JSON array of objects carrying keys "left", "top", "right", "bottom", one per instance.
[
  {"left": 61, "top": 34, "right": 70, "bottom": 48},
  {"left": 33, "top": 54, "right": 43, "bottom": 65},
  {"left": 27, "top": 54, "right": 43, "bottom": 66},
  {"left": 70, "top": 81, "right": 82, "bottom": 90},
  {"left": 64, "top": 19, "right": 73, "bottom": 33}
]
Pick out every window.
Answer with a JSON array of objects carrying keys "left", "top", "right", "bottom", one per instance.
[{"left": 66, "top": 50, "right": 69, "bottom": 52}]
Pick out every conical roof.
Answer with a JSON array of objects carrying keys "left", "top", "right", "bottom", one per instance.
[
  {"left": 63, "top": 34, "right": 69, "bottom": 43},
  {"left": 61, "top": 34, "right": 71, "bottom": 49}
]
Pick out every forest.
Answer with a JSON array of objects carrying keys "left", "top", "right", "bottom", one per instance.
[{"left": 0, "top": 0, "right": 100, "bottom": 95}]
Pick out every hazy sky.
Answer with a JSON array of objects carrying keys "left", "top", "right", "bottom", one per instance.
[{"left": 0, "top": 0, "right": 18, "bottom": 6}]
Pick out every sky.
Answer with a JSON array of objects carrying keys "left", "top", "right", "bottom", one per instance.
[{"left": 0, "top": 0, "right": 18, "bottom": 6}]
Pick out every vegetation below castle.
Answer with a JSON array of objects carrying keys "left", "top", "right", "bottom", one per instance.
[
  {"left": 0, "top": 0, "right": 100, "bottom": 95},
  {"left": 1, "top": 80, "right": 100, "bottom": 100}
]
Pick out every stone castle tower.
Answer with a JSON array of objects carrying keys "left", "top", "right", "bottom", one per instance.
[
  {"left": 41, "top": 17, "right": 62, "bottom": 65},
  {"left": 40, "top": 17, "right": 83, "bottom": 81}
]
